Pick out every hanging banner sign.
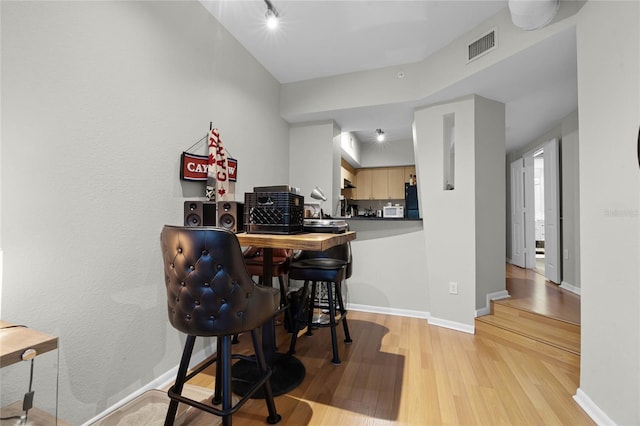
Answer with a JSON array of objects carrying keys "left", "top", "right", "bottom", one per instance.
[
  {"left": 228, "top": 157, "right": 237, "bottom": 182},
  {"left": 180, "top": 152, "right": 237, "bottom": 182},
  {"left": 180, "top": 152, "right": 208, "bottom": 181}
]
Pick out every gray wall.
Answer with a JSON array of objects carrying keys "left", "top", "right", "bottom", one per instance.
[
  {"left": 575, "top": 1, "right": 639, "bottom": 424},
  {"left": 344, "top": 220, "right": 428, "bottom": 315},
  {"left": 474, "top": 96, "right": 506, "bottom": 310},
  {"left": 289, "top": 121, "right": 341, "bottom": 215},
  {"left": 359, "top": 139, "right": 415, "bottom": 168},
  {"left": 0, "top": 2, "right": 289, "bottom": 423},
  {"left": 560, "top": 112, "right": 580, "bottom": 290}
]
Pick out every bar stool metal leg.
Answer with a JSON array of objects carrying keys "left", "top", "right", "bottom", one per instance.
[
  {"left": 306, "top": 281, "right": 317, "bottom": 336},
  {"left": 326, "top": 282, "right": 341, "bottom": 364},
  {"left": 335, "top": 281, "right": 352, "bottom": 343},
  {"left": 213, "top": 337, "right": 223, "bottom": 405},
  {"left": 165, "top": 335, "right": 196, "bottom": 426},
  {"left": 250, "top": 329, "right": 281, "bottom": 424},
  {"left": 220, "top": 335, "right": 232, "bottom": 426}
]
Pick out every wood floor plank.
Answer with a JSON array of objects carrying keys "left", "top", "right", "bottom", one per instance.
[
  {"left": 162, "top": 306, "right": 591, "bottom": 425},
  {"left": 504, "top": 264, "right": 581, "bottom": 324},
  {"left": 161, "top": 267, "right": 594, "bottom": 426}
]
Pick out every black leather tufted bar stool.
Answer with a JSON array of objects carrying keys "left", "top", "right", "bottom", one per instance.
[
  {"left": 160, "top": 225, "right": 281, "bottom": 426},
  {"left": 287, "top": 242, "right": 353, "bottom": 365}
]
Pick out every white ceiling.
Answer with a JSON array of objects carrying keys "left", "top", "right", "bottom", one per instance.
[{"left": 200, "top": 0, "right": 577, "bottom": 154}]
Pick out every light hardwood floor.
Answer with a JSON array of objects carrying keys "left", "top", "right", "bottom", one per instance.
[
  {"left": 504, "top": 263, "right": 580, "bottom": 325},
  {"left": 186, "top": 295, "right": 592, "bottom": 425}
]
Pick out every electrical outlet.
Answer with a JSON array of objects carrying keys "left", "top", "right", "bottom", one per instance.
[
  {"left": 564, "top": 249, "right": 569, "bottom": 260},
  {"left": 449, "top": 281, "right": 458, "bottom": 295}
]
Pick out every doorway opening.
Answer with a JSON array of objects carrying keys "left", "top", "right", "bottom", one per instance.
[
  {"left": 533, "top": 149, "right": 545, "bottom": 276},
  {"left": 511, "top": 138, "right": 560, "bottom": 284}
]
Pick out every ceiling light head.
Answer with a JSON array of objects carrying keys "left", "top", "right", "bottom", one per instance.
[
  {"left": 508, "top": 0, "right": 559, "bottom": 31},
  {"left": 375, "top": 128, "right": 385, "bottom": 142},
  {"left": 264, "top": 0, "right": 279, "bottom": 29}
]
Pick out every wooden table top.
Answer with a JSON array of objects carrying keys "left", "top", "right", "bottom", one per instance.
[
  {"left": 0, "top": 320, "right": 58, "bottom": 367},
  {"left": 236, "top": 231, "right": 356, "bottom": 251}
]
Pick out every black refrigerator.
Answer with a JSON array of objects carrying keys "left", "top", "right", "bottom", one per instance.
[{"left": 405, "top": 183, "right": 419, "bottom": 218}]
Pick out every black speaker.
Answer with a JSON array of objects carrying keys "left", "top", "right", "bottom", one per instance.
[
  {"left": 217, "top": 201, "right": 244, "bottom": 233},
  {"left": 184, "top": 201, "right": 216, "bottom": 227}
]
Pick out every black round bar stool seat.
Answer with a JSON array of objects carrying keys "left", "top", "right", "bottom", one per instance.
[{"left": 290, "top": 258, "right": 347, "bottom": 281}]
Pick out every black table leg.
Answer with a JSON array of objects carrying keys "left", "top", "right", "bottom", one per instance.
[
  {"left": 231, "top": 246, "right": 305, "bottom": 397},
  {"left": 262, "top": 247, "right": 276, "bottom": 363}
]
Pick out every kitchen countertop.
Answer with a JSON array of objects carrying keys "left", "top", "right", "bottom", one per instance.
[{"left": 335, "top": 215, "right": 423, "bottom": 240}]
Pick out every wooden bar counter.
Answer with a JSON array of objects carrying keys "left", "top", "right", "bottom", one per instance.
[{"left": 236, "top": 230, "right": 356, "bottom": 251}]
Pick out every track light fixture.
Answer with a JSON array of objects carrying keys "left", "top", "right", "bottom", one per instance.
[
  {"left": 375, "top": 128, "right": 385, "bottom": 142},
  {"left": 264, "top": 0, "right": 280, "bottom": 29}
]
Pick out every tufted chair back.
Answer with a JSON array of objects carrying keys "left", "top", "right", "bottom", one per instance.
[{"left": 160, "top": 225, "right": 280, "bottom": 337}]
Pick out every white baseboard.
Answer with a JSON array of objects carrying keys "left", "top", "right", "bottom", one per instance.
[
  {"left": 475, "top": 290, "right": 510, "bottom": 317},
  {"left": 573, "top": 388, "right": 616, "bottom": 426},
  {"left": 426, "top": 314, "right": 475, "bottom": 334},
  {"left": 342, "top": 303, "right": 475, "bottom": 334},
  {"left": 81, "top": 346, "right": 214, "bottom": 426},
  {"left": 560, "top": 281, "right": 581, "bottom": 295},
  {"left": 347, "top": 303, "right": 429, "bottom": 319}
]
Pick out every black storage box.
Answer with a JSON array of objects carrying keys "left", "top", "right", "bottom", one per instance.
[
  {"left": 284, "top": 287, "right": 309, "bottom": 333},
  {"left": 244, "top": 191, "right": 305, "bottom": 234}
]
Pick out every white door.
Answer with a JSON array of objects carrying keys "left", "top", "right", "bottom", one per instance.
[
  {"left": 510, "top": 158, "right": 526, "bottom": 267},
  {"left": 524, "top": 152, "right": 536, "bottom": 269},
  {"left": 544, "top": 138, "right": 561, "bottom": 283}
]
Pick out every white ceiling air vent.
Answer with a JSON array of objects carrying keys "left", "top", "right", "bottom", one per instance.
[{"left": 467, "top": 28, "right": 497, "bottom": 62}]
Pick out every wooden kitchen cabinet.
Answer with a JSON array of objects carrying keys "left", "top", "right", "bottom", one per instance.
[
  {"left": 341, "top": 160, "right": 357, "bottom": 199},
  {"left": 355, "top": 168, "right": 373, "bottom": 199},
  {"left": 371, "top": 168, "right": 388, "bottom": 199},
  {"left": 341, "top": 163, "right": 356, "bottom": 188},
  {"left": 354, "top": 166, "right": 414, "bottom": 200},
  {"left": 387, "top": 167, "right": 406, "bottom": 199}
]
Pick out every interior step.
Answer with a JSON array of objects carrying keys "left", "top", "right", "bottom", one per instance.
[{"left": 475, "top": 300, "right": 580, "bottom": 365}]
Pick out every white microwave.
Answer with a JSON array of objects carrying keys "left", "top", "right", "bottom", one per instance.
[{"left": 383, "top": 206, "right": 404, "bottom": 218}]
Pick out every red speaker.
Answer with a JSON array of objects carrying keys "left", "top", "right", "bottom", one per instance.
[
  {"left": 217, "top": 201, "right": 244, "bottom": 233},
  {"left": 184, "top": 201, "right": 216, "bottom": 227}
]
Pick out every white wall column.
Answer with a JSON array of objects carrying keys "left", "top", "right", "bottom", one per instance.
[
  {"left": 289, "top": 121, "right": 341, "bottom": 215},
  {"left": 474, "top": 96, "right": 507, "bottom": 311},
  {"left": 413, "top": 95, "right": 505, "bottom": 331}
]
